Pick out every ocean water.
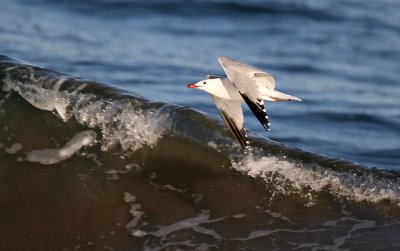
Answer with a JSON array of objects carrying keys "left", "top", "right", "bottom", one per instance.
[{"left": 1, "top": 0, "right": 400, "bottom": 250}]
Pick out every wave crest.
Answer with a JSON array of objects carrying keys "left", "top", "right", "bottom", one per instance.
[{"left": 1, "top": 62, "right": 164, "bottom": 152}]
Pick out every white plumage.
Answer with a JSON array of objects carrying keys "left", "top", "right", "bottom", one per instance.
[{"left": 188, "top": 56, "right": 301, "bottom": 147}]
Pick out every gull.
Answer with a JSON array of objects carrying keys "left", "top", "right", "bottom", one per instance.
[{"left": 187, "top": 56, "right": 301, "bottom": 147}]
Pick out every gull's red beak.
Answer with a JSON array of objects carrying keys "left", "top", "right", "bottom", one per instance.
[{"left": 187, "top": 83, "right": 197, "bottom": 88}]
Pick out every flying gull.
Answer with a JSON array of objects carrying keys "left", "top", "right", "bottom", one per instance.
[{"left": 187, "top": 56, "right": 301, "bottom": 147}]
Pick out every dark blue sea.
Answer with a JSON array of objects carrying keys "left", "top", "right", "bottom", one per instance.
[{"left": 1, "top": 0, "right": 400, "bottom": 250}]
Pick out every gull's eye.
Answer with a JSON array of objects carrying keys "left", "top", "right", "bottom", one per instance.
[{"left": 203, "top": 82, "right": 206, "bottom": 85}]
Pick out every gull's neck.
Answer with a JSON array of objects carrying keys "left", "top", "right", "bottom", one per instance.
[{"left": 211, "top": 77, "right": 242, "bottom": 101}]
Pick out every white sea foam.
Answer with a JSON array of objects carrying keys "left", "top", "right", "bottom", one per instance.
[
  {"left": 145, "top": 210, "right": 222, "bottom": 240},
  {"left": 105, "top": 167, "right": 132, "bottom": 180},
  {"left": 3, "top": 70, "right": 163, "bottom": 152},
  {"left": 125, "top": 163, "right": 142, "bottom": 171},
  {"left": 131, "top": 209, "right": 224, "bottom": 241},
  {"left": 123, "top": 191, "right": 225, "bottom": 249},
  {"left": 234, "top": 228, "right": 310, "bottom": 241},
  {"left": 124, "top": 192, "right": 147, "bottom": 237},
  {"left": 4, "top": 143, "right": 22, "bottom": 154},
  {"left": 235, "top": 216, "right": 376, "bottom": 248},
  {"left": 328, "top": 218, "right": 376, "bottom": 250},
  {"left": 26, "top": 130, "right": 96, "bottom": 165},
  {"left": 233, "top": 155, "right": 400, "bottom": 204},
  {"left": 74, "top": 98, "right": 161, "bottom": 151}
]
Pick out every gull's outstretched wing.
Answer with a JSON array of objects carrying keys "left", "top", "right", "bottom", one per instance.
[
  {"left": 218, "top": 56, "right": 271, "bottom": 131},
  {"left": 218, "top": 56, "right": 275, "bottom": 90},
  {"left": 240, "top": 93, "right": 270, "bottom": 131},
  {"left": 210, "top": 95, "right": 248, "bottom": 147}
]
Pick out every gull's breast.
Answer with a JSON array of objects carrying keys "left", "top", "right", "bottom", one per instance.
[{"left": 219, "top": 79, "right": 243, "bottom": 101}]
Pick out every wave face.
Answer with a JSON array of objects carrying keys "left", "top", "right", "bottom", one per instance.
[
  {"left": 3, "top": 0, "right": 400, "bottom": 170},
  {"left": 1, "top": 56, "right": 400, "bottom": 250}
]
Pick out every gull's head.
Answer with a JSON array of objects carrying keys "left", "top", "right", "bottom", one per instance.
[{"left": 187, "top": 78, "right": 222, "bottom": 94}]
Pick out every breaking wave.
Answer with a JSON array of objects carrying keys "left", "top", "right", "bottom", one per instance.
[{"left": 1, "top": 55, "right": 399, "bottom": 208}]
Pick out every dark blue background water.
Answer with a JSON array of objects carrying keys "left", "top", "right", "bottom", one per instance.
[{"left": 1, "top": 0, "right": 399, "bottom": 169}]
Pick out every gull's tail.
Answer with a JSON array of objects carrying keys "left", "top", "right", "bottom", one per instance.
[{"left": 262, "top": 88, "right": 302, "bottom": 102}]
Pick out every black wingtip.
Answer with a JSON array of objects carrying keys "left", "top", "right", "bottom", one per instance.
[{"left": 240, "top": 93, "right": 271, "bottom": 132}]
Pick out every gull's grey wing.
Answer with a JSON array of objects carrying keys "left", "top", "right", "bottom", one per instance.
[
  {"left": 218, "top": 56, "right": 271, "bottom": 131},
  {"left": 218, "top": 56, "right": 275, "bottom": 90},
  {"left": 254, "top": 72, "right": 275, "bottom": 90},
  {"left": 210, "top": 95, "right": 248, "bottom": 147}
]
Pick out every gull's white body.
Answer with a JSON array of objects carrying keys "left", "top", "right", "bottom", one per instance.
[
  {"left": 199, "top": 78, "right": 242, "bottom": 101},
  {"left": 195, "top": 77, "right": 300, "bottom": 102},
  {"left": 188, "top": 56, "right": 301, "bottom": 147}
]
